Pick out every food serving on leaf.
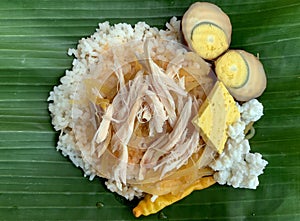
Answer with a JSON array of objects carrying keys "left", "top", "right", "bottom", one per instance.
[{"left": 48, "top": 1, "right": 268, "bottom": 217}]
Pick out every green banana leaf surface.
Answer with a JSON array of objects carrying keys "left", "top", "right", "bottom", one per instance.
[{"left": 1, "top": 0, "right": 300, "bottom": 220}]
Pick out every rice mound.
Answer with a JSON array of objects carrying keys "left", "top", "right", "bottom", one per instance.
[{"left": 48, "top": 17, "right": 189, "bottom": 200}]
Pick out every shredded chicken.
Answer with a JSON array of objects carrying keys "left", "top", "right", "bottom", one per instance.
[
  {"left": 76, "top": 38, "right": 215, "bottom": 191},
  {"left": 144, "top": 89, "right": 168, "bottom": 136},
  {"left": 140, "top": 97, "right": 193, "bottom": 171},
  {"left": 95, "top": 104, "right": 114, "bottom": 143}
]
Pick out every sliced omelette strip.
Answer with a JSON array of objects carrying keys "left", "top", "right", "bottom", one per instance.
[{"left": 193, "top": 81, "right": 240, "bottom": 154}]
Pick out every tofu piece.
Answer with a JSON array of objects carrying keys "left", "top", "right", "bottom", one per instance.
[{"left": 193, "top": 81, "right": 240, "bottom": 153}]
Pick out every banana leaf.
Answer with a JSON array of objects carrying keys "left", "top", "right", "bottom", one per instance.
[{"left": 0, "top": 0, "right": 299, "bottom": 220}]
